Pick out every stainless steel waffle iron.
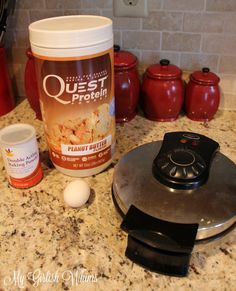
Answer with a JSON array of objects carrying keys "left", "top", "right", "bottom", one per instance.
[{"left": 112, "top": 132, "right": 236, "bottom": 276}]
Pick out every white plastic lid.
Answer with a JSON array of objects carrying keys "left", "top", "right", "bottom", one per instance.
[
  {"left": 0, "top": 123, "right": 36, "bottom": 145},
  {"left": 29, "top": 15, "right": 113, "bottom": 49}
]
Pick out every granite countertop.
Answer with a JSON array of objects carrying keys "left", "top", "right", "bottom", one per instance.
[{"left": 0, "top": 100, "right": 235, "bottom": 291}]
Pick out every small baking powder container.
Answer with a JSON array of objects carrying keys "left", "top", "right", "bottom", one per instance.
[{"left": 0, "top": 123, "right": 43, "bottom": 188}]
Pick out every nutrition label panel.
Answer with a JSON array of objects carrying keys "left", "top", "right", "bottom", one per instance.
[{"left": 50, "top": 146, "right": 111, "bottom": 170}]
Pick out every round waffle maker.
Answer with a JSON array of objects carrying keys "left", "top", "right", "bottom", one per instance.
[{"left": 112, "top": 132, "right": 236, "bottom": 276}]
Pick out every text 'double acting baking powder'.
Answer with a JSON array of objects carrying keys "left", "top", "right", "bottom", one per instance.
[{"left": 0, "top": 123, "right": 43, "bottom": 188}]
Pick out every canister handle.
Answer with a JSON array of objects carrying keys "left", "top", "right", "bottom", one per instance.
[
  {"left": 114, "top": 44, "right": 120, "bottom": 52},
  {"left": 160, "top": 59, "right": 170, "bottom": 66},
  {"left": 202, "top": 67, "right": 210, "bottom": 73}
]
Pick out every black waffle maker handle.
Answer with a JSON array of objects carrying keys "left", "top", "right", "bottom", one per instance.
[{"left": 121, "top": 205, "right": 198, "bottom": 277}]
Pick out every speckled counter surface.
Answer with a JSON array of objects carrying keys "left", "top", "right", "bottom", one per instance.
[{"left": 0, "top": 100, "right": 235, "bottom": 291}]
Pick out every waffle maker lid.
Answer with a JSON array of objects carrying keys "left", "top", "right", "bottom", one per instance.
[{"left": 112, "top": 132, "right": 236, "bottom": 276}]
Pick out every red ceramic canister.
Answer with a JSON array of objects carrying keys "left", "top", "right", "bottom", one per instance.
[
  {"left": 114, "top": 45, "right": 140, "bottom": 123},
  {"left": 0, "top": 47, "right": 15, "bottom": 116},
  {"left": 185, "top": 68, "right": 220, "bottom": 121},
  {"left": 142, "top": 59, "right": 184, "bottom": 121},
  {"left": 24, "top": 48, "right": 42, "bottom": 120}
]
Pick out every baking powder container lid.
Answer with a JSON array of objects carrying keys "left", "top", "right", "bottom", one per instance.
[
  {"left": 29, "top": 15, "right": 113, "bottom": 49},
  {"left": 0, "top": 123, "right": 36, "bottom": 145}
]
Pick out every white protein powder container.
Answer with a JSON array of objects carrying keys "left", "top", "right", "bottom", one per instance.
[{"left": 29, "top": 15, "right": 115, "bottom": 177}]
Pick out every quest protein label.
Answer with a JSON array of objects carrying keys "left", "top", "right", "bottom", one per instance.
[{"left": 34, "top": 49, "right": 115, "bottom": 170}]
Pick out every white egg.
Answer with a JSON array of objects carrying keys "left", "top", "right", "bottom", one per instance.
[{"left": 63, "top": 179, "right": 90, "bottom": 208}]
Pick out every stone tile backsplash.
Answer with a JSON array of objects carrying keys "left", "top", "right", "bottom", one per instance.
[{"left": 4, "top": 0, "right": 236, "bottom": 110}]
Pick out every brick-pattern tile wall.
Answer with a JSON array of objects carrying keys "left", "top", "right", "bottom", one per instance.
[{"left": 5, "top": 0, "right": 236, "bottom": 109}]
